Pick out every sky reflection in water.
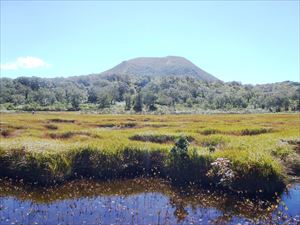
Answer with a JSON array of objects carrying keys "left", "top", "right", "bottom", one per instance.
[{"left": 0, "top": 178, "right": 299, "bottom": 225}]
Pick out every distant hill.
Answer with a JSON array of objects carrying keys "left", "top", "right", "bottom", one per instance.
[{"left": 101, "top": 56, "right": 219, "bottom": 82}]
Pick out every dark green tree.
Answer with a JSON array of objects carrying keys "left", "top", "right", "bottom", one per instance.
[
  {"left": 124, "top": 93, "right": 132, "bottom": 110},
  {"left": 143, "top": 91, "right": 157, "bottom": 111},
  {"left": 133, "top": 93, "right": 143, "bottom": 112}
]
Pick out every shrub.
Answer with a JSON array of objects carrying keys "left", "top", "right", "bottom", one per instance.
[
  {"left": 207, "top": 158, "right": 235, "bottom": 189},
  {"left": 168, "top": 136, "right": 191, "bottom": 184},
  {"left": 170, "top": 136, "right": 189, "bottom": 155}
]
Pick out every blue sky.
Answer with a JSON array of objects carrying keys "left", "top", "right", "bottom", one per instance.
[{"left": 0, "top": 1, "right": 299, "bottom": 84}]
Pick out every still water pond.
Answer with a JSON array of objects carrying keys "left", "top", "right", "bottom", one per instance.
[{"left": 0, "top": 178, "right": 299, "bottom": 225}]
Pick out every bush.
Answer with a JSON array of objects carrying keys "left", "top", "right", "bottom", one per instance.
[
  {"left": 168, "top": 136, "right": 191, "bottom": 184},
  {"left": 207, "top": 158, "right": 235, "bottom": 189}
]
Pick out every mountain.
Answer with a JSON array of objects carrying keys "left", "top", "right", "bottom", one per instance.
[{"left": 101, "top": 56, "right": 219, "bottom": 82}]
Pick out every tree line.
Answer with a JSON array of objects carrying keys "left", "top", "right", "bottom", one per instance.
[{"left": 0, "top": 74, "right": 299, "bottom": 112}]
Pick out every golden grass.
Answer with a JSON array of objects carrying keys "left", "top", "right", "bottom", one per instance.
[{"left": 1, "top": 113, "right": 299, "bottom": 152}]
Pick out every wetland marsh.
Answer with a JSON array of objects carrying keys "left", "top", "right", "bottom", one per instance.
[{"left": 0, "top": 112, "right": 299, "bottom": 224}]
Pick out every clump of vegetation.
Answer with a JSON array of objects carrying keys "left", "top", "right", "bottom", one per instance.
[
  {"left": 214, "top": 149, "right": 286, "bottom": 195},
  {"left": 49, "top": 132, "right": 75, "bottom": 139},
  {"left": 49, "top": 131, "right": 99, "bottom": 139},
  {"left": 207, "top": 158, "right": 235, "bottom": 189},
  {"left": 48, "top": 119, "right": 75, "bottom": 123},
  {"left": 97, "top": 123, "right": 116, "bottom": 128},
  {"left": 168, "top": 136, "right": 191, "bottom": 184},
  {"left": 0, "top": 146, "right": 72, "bottom": 185},
  {"left": 200, "top": 129, "right": 221, "bottom": 135},
  {"left": 284, "top": 139, "right": 300, "bottom": 153},
  {"left": 277, "top": 139, "right": 300, "bottom": 176},
  {"left": 271, "top": 145, "right": 293, "bottom": 160},
  {"left": 238, "top": 128, "right": 272, "bottom": 136},
  {"left": 170, "top": 136, "right": 190, "bottom": 155},
  {"left": 130, "top": 133, "right": 177, "bottom": 143},
  {"left": 130, "top": 133, "right": 194, "bottom": 144}
]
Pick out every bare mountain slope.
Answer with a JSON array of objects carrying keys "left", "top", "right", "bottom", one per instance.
[{"left": 101, "top": 56, "right": 219, "bottom": 82}]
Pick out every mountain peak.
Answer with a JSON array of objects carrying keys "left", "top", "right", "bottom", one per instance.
[{"left": 102, "top": 56, "right": 219, "bottom": 82}]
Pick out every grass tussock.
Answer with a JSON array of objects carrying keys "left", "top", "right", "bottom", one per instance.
[
  {"left": 48, "top": 118, "right": 75, "bottom": 123},
  {"left": 96, "top": 123, "right": 115, "bottom": 128},
  {"left": 48, "top": 131, "right": 100, "bottom": 139},
  {"left": 200, "top": 128, "right": 273, "bottom": 136},
  {"left": 238, "top": 128, "right": 273, "bottom": 136},
  {"left": 200, "top": 129, "right": 221, "bottom": 135},
  {"left": 96, "top": 122, "right": 137, "bottom": 129},
  {"left": 277, "top": 139, "right": 300, "bottom": 176},
  {"left": 129, "top": 133, "right": 194, "bottom": 144},
  {"left": 284, "top": 139, "right": 300, "bottom": 153}
]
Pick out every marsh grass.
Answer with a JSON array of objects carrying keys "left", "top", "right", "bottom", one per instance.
[
  {"left": 238, "top": 128, "right": 273, "bottom": 136},
  {"left": 48, "top": 118, "right": 75, "bottom": 123},
  {"left": 96, "top": 122, "right": 137, "bottom": 129},
  {"left": 200, "top": 128, "right": 273, "bottom": 136},
  {"left": 0, "top": 112, "right": 299, "bottom": 195},
  {"left": 277, "top": 139, "right": 300, "bottom": 176},
  {"left": 96, "top": 123, "right": 116, "bottom": 128},
  {"left": 129, "top": 133, "right": 195, "bottom": 144},
  {"left": 200, "top": 129, "right": 221, "bottom": 135},
  {"left": 48, "top": 131, "right": 100, "bottom": 139}
]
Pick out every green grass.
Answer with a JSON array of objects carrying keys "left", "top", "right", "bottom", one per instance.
[{"left": 0, "top": 112, "right": 299, "bottom": 195}]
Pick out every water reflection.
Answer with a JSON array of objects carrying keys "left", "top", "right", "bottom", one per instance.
[{"left": 0, "top": 178, "right": 299, "bottom": 224}]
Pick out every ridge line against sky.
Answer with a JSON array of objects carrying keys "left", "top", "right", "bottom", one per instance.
[{"left": 0, "top": 1, "right": 299, "bottom": 84}]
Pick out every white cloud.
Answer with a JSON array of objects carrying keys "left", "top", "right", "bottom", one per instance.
[{"left": 0, "top": 57, "right": 51, "bottom": 70}]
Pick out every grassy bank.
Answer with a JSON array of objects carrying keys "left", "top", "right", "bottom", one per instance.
[{"left": 0, "top": 113, "right": 299, "bottom": 195}]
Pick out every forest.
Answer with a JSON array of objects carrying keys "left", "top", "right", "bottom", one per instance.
[{"left": 0, "top": 74, "right": 299, "bottom": 113}]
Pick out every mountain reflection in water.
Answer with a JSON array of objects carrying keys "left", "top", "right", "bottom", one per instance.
[{"left": 0, "top": 178, "right": 299, "bottom": 224}]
